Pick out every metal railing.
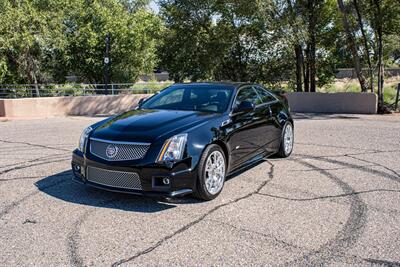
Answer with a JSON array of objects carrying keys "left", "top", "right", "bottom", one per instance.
[{"left": 0, "top": 82, "right": 172, "bottom": 99}]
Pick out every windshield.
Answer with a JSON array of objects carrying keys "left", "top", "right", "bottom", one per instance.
[{"left": 141, "top": 85, "right": 233, "bottom": 113}]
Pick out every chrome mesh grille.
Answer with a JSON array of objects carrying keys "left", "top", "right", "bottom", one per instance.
[
  {"left": 86, "top": 166, "right": 142, "bottom": 190},
  {"left": 90, "top": 138, "right": 150, "bottom": 161}
]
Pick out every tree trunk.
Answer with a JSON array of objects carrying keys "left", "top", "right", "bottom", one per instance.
[
  {"left": 25, "top": 52, "right": 40, "bottom": 97},
  {"left": 309, "top": 40, "right": 316, "bottom": 92},
  {"left": 372, "top": 0, "right": 384, "bottom": 109},
  {"left": 27, "top": 67, "right": 40, "bottom": 97},
  {"left": 337, "top": 0, "right": 368, "bottom": 92},
  {"left": 285, "top": 0, "right": 304, "bottom": 92},
  {"left": 353, "top": 0, "right": 374, "bottom": 93},
  {"left": 377, "top": 32, "right": 384, "bottom": 107},
  {"left": 295, "top": 45, "right": 303, "bottom": 92},
  {"left": 308, "top": 0, "right": 317, "bottom": 92},
  {"left": 31, "top": 72, "right": 40, "bottom": 97},
  {"left": 309, "top": 4, "right": 317, "bottom": 92},
  {"left": 304, "top": 47, "right": 310, "bottom": 92}
]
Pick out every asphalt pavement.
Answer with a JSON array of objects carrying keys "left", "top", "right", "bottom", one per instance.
[{"left": 0, "top": 114, "right": 399, "bottom": 266}]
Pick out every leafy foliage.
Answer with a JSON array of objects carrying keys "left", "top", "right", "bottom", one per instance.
[
  {"left": 159, "top": 0, "right": 343, "bottom": 88},
  {"left": 0, "top": 0, "right": 163, "bottom": 84},
  {"left": 0, "top": 0, "right": 66, "bottom": 84},
  {"left": 63, "top": 0, "right": 163, "bottom": 83},
  {"left": 0, "top": 0, "right": 399, "bottom": 97}
]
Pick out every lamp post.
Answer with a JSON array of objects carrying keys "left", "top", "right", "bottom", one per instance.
[{"left": 104, "top": 33, "right": 110, "bottom": 95}]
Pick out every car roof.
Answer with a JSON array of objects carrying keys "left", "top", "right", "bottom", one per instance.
[{"left": 171, "top": 82, "right": 255, "bottom": 90}]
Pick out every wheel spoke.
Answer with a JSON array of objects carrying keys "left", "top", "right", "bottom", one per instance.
[
  {"left": 204, "top": 150, "right": 225, "bottom": 195},
  {"left": 283, "top": 124, "right": 293, "bottom": 154}
]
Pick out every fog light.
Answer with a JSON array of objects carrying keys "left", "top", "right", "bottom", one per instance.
[
  {"left": 73, "top": 164, "right": 81, "bottom": 172},
  {"left": 163, "top": 177, "right": 170, "bottom": 185}
]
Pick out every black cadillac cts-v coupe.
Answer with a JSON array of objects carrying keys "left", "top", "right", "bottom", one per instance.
[{"left": 71, "top": 82, "right": 294, "bottom": 200}]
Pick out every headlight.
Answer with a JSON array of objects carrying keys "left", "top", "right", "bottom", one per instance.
[
  {"left": 78, "top": 126, "right": 93, "bottom": 152},
  {"left": 157, "top": 134, "right": 187, "bottom": 162}
]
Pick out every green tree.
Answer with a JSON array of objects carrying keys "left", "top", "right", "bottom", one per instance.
[
  {"left": 63, "top": 0, "right": 163, "bottom": 83},
  {"left": 0, "top": 0, "right": 66, "bottom": 94},
  {"left": 0, "top": 0, "right": 163, "bottom": 87},
  {"left": 159, "top": 0, "right": 293, "bottom": 85},
  {"left": 336, "top": 0, "right": 400, "bottom": 108},
  {"left": 159, "top": 0, "right": 341, "bottom": 90},
  {"left": 158, "top": 0, "right": 217, "bottom": 82}
]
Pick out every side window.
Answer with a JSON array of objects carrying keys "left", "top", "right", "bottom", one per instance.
[
  {"left": 254, "top": 86, "right": 277, "bottom": 104},
  {"left": 235, "top": 87, "right": 261, "bottom": 107}
]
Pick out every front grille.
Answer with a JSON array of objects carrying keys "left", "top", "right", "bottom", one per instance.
[
  {"left": 89, "top": 138, "right": 150, "bottom": 161},
  {"left": 86, "top": 166, "right": 142, "bottom": 190}
]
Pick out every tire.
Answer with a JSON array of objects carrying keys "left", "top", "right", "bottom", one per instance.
[
  {"left": 193, "top": 144, "right": 226, "bottom": 201},
  {"left": 277, "top": 121, "right": 294, "bottom": 158}
]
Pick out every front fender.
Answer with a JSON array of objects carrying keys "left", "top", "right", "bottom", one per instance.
[{"left": 185, "top": 116, "right": 228, "bottom": 171}]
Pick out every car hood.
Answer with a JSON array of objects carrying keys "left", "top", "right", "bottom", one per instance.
[{"left": 91, "top": 109, "right": 220, "bottom": 143}]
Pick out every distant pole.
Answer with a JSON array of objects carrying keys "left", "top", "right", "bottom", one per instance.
[{"left": 104, "top": 33, "right": 110, "bottom": 95}]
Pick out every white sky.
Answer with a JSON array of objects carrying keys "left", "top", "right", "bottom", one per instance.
[{"left": 149, "top": 1, "right": 160, "bottom": 13}]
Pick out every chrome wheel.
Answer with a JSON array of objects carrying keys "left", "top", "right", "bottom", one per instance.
[
  {"left": 283, "top": 123, "right": 294, "bottom": 155},
  {"left": 204, "top": 151, "right": 225, "bottom": 195}
]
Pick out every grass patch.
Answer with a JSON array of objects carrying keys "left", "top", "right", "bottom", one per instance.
[
  {"left": 383, "top": 84, "right": 399, "bottom": 104},
  {"left": 126, "top": 82, "right": 173, "bottom": 94}
]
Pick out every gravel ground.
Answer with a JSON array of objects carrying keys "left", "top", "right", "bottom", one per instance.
[{"left": 0, "top": 114, "right": 399, "bottom": 266}]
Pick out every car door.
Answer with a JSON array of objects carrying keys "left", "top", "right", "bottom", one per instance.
[
  {"left": 226, "top": 86, "right": 267, "bottom": 169},
  {"left": 253, "top": 86, "right": 282, "bottom": 151}
]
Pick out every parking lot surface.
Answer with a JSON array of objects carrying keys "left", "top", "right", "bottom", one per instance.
[{"left": 1, "top": 114, "right": 399, "bottom": 266}]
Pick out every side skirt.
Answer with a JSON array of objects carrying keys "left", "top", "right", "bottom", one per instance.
[{"left": 227, "top": 151, "right": 274, "bottom": 179}]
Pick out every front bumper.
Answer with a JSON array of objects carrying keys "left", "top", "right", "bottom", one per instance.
[{"left": 71, "top": 149, "right": 196, "bottom": 197}]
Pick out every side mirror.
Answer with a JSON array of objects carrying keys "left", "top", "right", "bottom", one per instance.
[
  {"left": 233, "top": 101, "right": 255, "bottom": 114},
  {"left": 138, "top": 97, "right": 147, "bottom": 107}
]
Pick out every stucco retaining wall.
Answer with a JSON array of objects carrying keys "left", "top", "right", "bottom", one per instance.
[
  {"left": 0, "top": 92, "right": 377, "bottom": 118},
  {"left": 0, "top": 99, "right": 5, "bottom": 117},
  {"left": 0, "top": 94, "right": 150, "bottom": 118},
  {"left": 285, "top": 92, "right": 377, "bottom": 114}
]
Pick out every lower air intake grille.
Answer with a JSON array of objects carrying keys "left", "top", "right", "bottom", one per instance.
[{"left": 86, "top": 166, "right": 142, "bottom": 190}]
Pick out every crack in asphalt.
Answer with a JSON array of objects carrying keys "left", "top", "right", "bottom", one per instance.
[
  {"left": 67, "top": 212, "right": 90, "bottom": 267},
  {"left": 257, "top": 188, "right": 400, "bottom": 201},
  {"left": 66, "top": 195, "right": 178, "bottom": 267},
  {"left": 293, "top": 158, "right": 400, "bottom": 217},
  {"left": 110, "top": 162, "right": 275, "bottom": 266},
  {"left": 67, "top": 198, "right": 118, "bottom": 267},
  {"left": 290, "top": 164, "right": 377, "bottom": 172},
  {"left": 0, "top": 173, "right": 71, "bottom": 219},
  {"left": 0, "top": 152, "right": 69, "bottom": 169},
  {"left": 0, "top": 176, "right": 55, "bottom": 182},
  {"left": 295, "top": 154, "right": 400, "bottom": 183},
  {"left": 364, "top": 258, "right": 400, "bottom": 266},
  {"left": 0, "top": 139, "right": 70, "bottom": 152},
  {"left": 206, "top": 218, "right": 304, "bottom": 250},
  {"left": 296, "top": 142, "right": 379, "bottom": 152},
  {"left": 346, "top": 154, "right": 400, "bottom": 180},
  {"left": 0, "top": 158, "right": 70, "bottom": 176},
  {"left": 293, "top": 146, "right": 400, "bottom": 159},
  {"left": 283, "top": 159, "right": 368, "bottom": 266},
  {"left": 265, "top": 178, "right": 400, "bottom": 216}
]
